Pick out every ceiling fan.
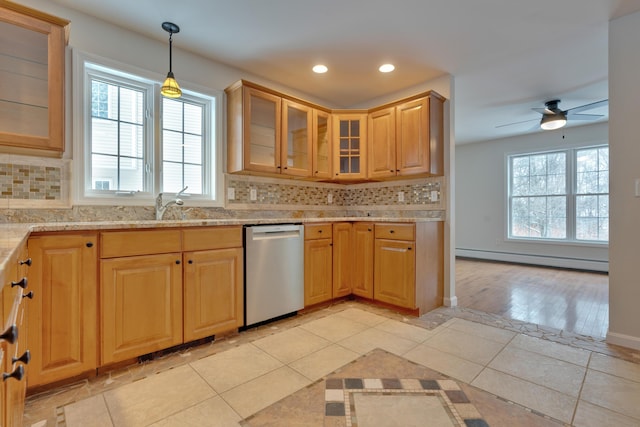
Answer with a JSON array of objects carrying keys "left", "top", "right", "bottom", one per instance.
[{"left": 497, "top": 99, "right": 608, "bottom": 130}]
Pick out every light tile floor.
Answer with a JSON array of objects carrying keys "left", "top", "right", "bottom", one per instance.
[{"left": 24, "top": 302, "right": 640, "bottom": 427}]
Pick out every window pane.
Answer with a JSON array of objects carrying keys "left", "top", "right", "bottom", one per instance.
[
  {"left": 162, "top": 162, "right": 183, "bottom": 193},
  {"left": 512, "top": 157, "right": 529, "bottom": 177},
  {"left": 91, "top": 118, "right": 118, "bottom": 155},
  {"left": 161, "top": 98, "right": 206, "bottom": 195},
  {"left": 163, "top": 98, "right": 183, "bottom": 132},
  {"left": 547, "top": 174, "right": 565, "bottom": 195},
  {"left": 184, "top": 134, "right": 202, "bottom": 164},
  {"left": 89, "top": 76, "right": 147, "bottom": 192}
]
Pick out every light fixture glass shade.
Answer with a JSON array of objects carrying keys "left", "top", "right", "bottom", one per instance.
[
  {"left": 540, "top": 113, "right": 567, "bottom": 130},
  {"left": 161, "top": 72, "right": 182, "bottom": 98}
]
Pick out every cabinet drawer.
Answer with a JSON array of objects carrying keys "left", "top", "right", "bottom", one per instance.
[
  {"left": 305, "top": 224, "right": 333, "bottom": 240},
  {"left": 182, "top": 226, "right": 243, "bottom": 251},
  {"left": 375, "top": 223, "right": 415, "bottom": 241},
  {"left": 101, "top": 229, "right": 182, "bottom": 258}
]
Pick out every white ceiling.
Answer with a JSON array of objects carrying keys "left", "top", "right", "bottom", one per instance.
[{"left": 50, "top": 0, "right": 640, "bottom": 144}]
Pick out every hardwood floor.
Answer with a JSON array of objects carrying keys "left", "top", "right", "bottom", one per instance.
[{"left": 455, "top": 258, "right": 609, "bottom": 338}]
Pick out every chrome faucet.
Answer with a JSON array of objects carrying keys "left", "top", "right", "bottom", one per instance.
[{"left": 155, "top": 186, "right": 188, "bottom": 220}]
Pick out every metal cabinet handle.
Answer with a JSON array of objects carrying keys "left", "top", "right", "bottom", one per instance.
[
  {"left": 188, "top": 260, "right": 193, "bottom": 264},
  {"left": 11, "top": 277, "right": 27, "bottom": 289},
  {"left": 408, "top": 247, "right": 413, "bottom": 251},
  {"left": 23, "top": 291, "right": 34, "bottom": 299},
  {"left": 86, "top": 242, "right": 94, "bottom": 248},
  {"left": 19, "top": 258, "right": 32, "bottom": 266},
  {"left": 318, "top": 230, "right": 322, "bottom": 233},
  {"left": 176, "top": 260, "right": 181, "bottom": 265},
  {"left": 2, "top": 365, "right": 24, "bottom": 382},
  {"left": 12, "top": 350, "right": 30, "bottom": 365},
  {"left": 389, "top": 230, "right": 395, "bottom": 234},
  {"left": 0, "top": 325, "right": 18, "bottom": 344},
  {"left": 368, "top": 228, "right": 372, "bottom": 232}
]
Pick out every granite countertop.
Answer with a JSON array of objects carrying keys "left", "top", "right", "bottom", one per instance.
[{"left": 0, "top": 216, "right": 442, "bottom": 284}]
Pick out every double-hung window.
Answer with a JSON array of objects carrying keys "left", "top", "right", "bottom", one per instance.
[
  {"left": 74, "top": 52, "right": 221, "bottom": 205},
  {"left": 508, "top": 145, "right": 608, "bottom": 243}
]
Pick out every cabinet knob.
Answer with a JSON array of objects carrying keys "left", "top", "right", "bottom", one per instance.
[
  {"left": 315, "top": 171, "right": 319, "bottom": 174},
  {"left": 176, "top": 260, "right": 181, "bottom": 265},
  {"left": 396, "top": 169, "right": 400, "bottom": 172},
  {"left": 0, "top": 325, "right": 18, "bottom": 344},
  {"left": 390, "top": 170, "right": 394, "bottom": 173},
  {"left": 284, "top": 167, "right": 288, "bottom": 170},
  {"left": 318, "top": 230, "right": 322, "bottom": 233},
  {"left": 407, "top": 247, "right": 412, "bottom": 251},
  {"left": 12, "top": 350, "right": 30, "bottom": 365},
  {"left": 389, "top": 230, "right": 395, "bottom": 234},
  {"left": 22, "top": 291, "right": 34, "bottom": 300},
  {"left": 2, "top": 365, "right": 24, "bottom": 382},
  {"left": 188, "top": 260, "right": 193, "bottom": 264},
  {"left": 19, "top": 258, "right": 32, "bottom": 266},
  {"left": 86, "top": 242, "right": 94, "bottom": 248},
  {"left": 11, "top": 277, "right": 27, "bottom": 289},
  {"left": 368, "top": 228, "right": 372, "bottom": 232}
]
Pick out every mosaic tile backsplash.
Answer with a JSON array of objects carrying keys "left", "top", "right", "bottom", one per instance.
[
  {"left": 0, "top": 163, "right": 62, "bottom": 200},
  {"left": 1, "top": 156, "right": 445, "bottom": 223}
]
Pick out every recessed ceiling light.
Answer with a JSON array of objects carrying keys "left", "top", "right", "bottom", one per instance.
[
  {"left": 312, "top": 64, "right": 328, "bottom": 74},
  {"left": 379, "top": 63, "right": 395, "bottom": 73}
]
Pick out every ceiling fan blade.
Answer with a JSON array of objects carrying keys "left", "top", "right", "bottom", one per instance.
[
  {"left": 566, "top": 113, "right": 604, "bottom": 121},
  {"left": 566, "top": 99, "right": 608, "bottom": 114},
  {"left": 496, "top": 118, "right": 539, "bottom": 128},
  {"left": 532, "top": 107, "right": 554, "bottom": 115}
]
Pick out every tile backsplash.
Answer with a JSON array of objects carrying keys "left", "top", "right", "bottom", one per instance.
[{"left": 0, "top": 154, "right": 445, "bottom": 223}]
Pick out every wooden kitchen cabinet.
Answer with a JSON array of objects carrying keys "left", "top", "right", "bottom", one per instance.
[
  {"left": 227, "top": 82, "right": 282, "bottom": 174},
  {"left": 374, "top": 233, "right": 416, "bottom": 309},
  {"left": 2, "top": 242, "right": 30, "bottom": 427},
  {"left": 333, "top": 113, "right": 368, "bottom": 181},
  {"left": 304, "top": 224, "right": 333, "bottom": 306},
  {"left": 312, "top": 109, "right": 332, "bottom": 179},
  {"left": 0, "top": 3, "right": 69, "bottom": 154},
  {"left": 332, "top": 222, "right": 352, "bottom": 298},
  {"left": 373, "top": 222, "right": 443, "bottom": 314},
  {"left": 100, "top": 229, "right": 183, "bottom": 365},
  {"left": 368, "top": 93, "right": 445, "bottom": 179},
  {"left": 281, "top": 99, "right": 312, "bottom": 176},
  {"left": 351, "top": 222, "right": 374, "bottom": 299},
  {"left": 27, "top": 233, "right": 97, "bottom": 388},
  {"left": 182, "top": 227, "right": 243, "bottom": 341}
]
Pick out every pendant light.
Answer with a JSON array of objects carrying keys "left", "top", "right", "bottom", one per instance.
[{"left": 161, "top": 22, "right": 182, "bottom": 99}]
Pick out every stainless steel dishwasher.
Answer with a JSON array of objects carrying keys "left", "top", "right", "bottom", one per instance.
[{"left": 244, "top": 224, "right": 304, "bottom": 327}]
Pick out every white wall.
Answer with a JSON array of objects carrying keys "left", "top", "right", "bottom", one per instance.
[
  {"left": 456, "top": 122, "right": 609, "bottom": 271},
  {"left": 608, "top": 10, "right": 640, "bottom": 350}
]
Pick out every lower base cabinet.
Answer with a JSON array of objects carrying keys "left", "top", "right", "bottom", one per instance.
[
  {"left": 351, "top": 222, "right": 374, "bottom": 299},
  {"left": 100, "top": 253, "right": 183, "bottom": 365},
  {"left": 27, "top": 233, "right": 98, "bottom": 389},
  {"left": 183, "top": 247, "right": 243, "bottom": 342},
  {"left": 304, "top": 224, "right": 333, "bottom": 306}
]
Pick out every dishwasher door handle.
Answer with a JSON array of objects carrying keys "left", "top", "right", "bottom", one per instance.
[{"left": 251, "top": 230, "right": 301, "bottom": 240}]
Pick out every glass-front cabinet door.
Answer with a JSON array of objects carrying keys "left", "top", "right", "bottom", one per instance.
[
  {"left": 242, "top": 87, "right": 281, "bottom": 173},
  {"left": 333, "top": 113, "right": 367, "bottom": 180},
  {"left": 313, "top": 109, "right": 332, "bottom": 179},
  {"left": 0, "top": 4, "right": 68, "bottom": 153},
  {"left": 281, "top": 99, "right": 312, "bottom": 176}
]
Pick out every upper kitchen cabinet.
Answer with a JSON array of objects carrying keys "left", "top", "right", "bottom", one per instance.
[
  {"left": 333, "top": 112, "right": 367, "bottom": 181},
  {"left": 312, "top": 109, "right": 332, "bottom": 179},
  {"left": 368, "top": 92, "right": 445, "bottom": 179},
  {"left": 281, "top": 99, "right": 312, "bottom": 177},
  {"left": 0, "top": 3, "right": 69, "bottom": 154},
  {"left": 227, "top": 82, "right": 282, "bottom": 174},
  {"left": 227, "top": 80, "right": 318, "bottom": 177}
]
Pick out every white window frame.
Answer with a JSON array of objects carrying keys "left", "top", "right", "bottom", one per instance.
[
  {"left": 73, "top": 50, "right": 224, "bottom": 207},
  {"left": 506, "top": 144, "right": 609, "bottom": 245}
]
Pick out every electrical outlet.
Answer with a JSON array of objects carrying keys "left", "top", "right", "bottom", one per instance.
[
  {"left": 227, "top": 187, "right": 235, "bottom": 200},
  {"left": 398, "top": 191, "right": 405, "bottom": 202},
  {"left": 431, "top": 190, "right": 439, "bottom": 202},
  {"left": 250, "top": 188, "right": 257, "bottom": 201},
  {"left": 327, "top": 193, "right": 333, "bottom": 204}
]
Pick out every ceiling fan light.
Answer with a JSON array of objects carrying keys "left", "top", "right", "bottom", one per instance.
[
  {"left": 540, "top": 113, "right": 567, "bottom": 130},
  {"left": 379, "top": 63, "right": 395, "bottom": 73},
  {"left": 312, "top": 64, "right": 328, "bottom": 74}
]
